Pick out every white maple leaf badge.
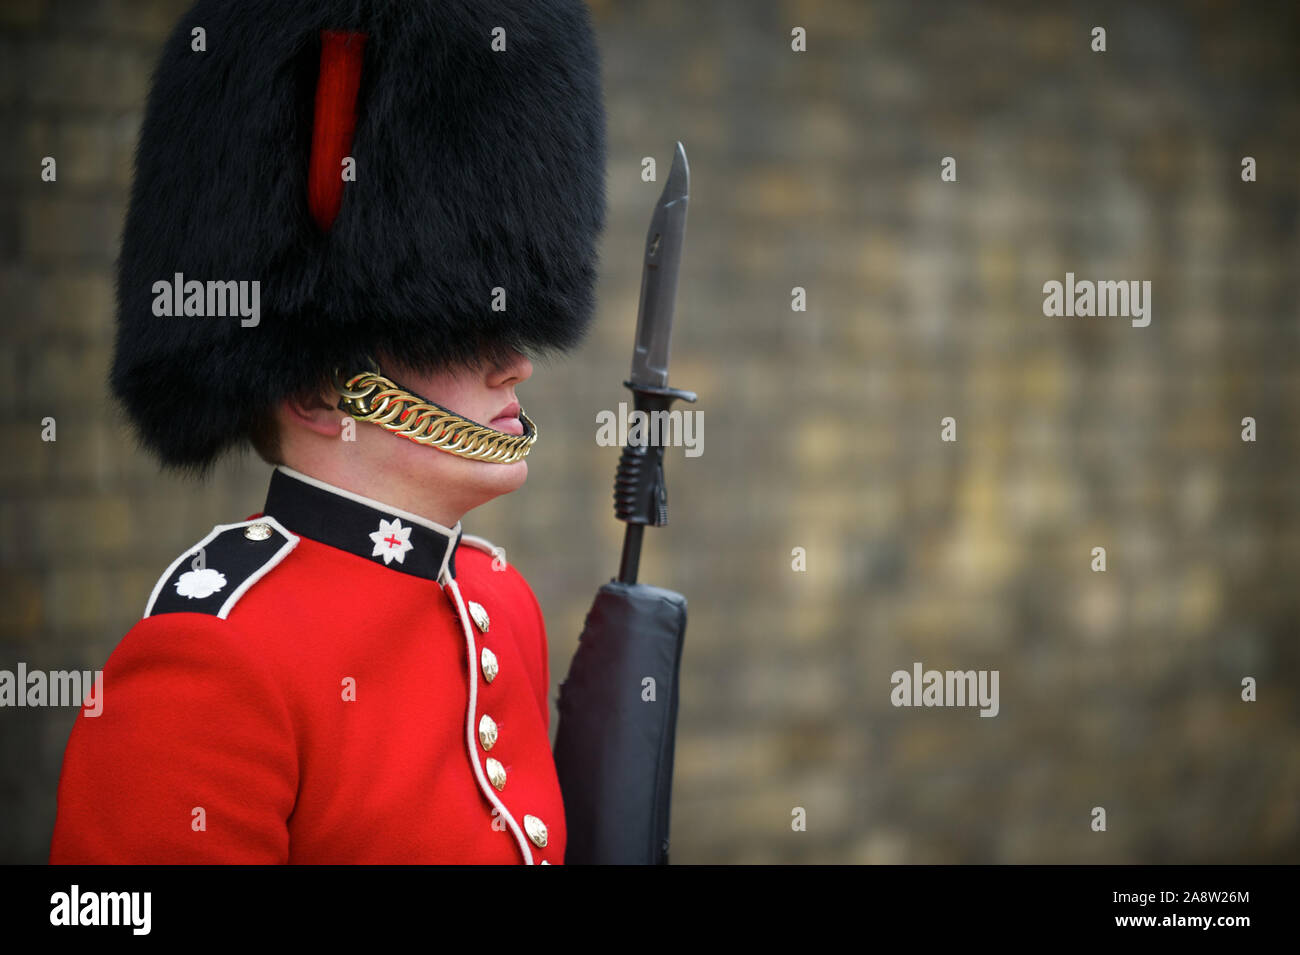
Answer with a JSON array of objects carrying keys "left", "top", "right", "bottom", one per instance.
[
  {"left": 369, "top": 517, "right": 414, "bottom": 565},
  {"left": 175, "top": 567, "right": 228, "bottom": 599}
]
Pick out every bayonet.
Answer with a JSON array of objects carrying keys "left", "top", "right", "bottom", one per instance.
[
  {"left": 629, "top": 142, "right": 691, "bottom": 389},
  {"left": 615, "top": 142, "right": 698, "bottom": 583}
]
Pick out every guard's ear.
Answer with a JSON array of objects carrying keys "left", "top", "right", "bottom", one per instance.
[{"left": 283, "top": 383, "right": 342, "bottom": 437}]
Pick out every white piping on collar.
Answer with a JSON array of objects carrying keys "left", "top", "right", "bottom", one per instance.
[{"left": 275, "top": 465, "right": 462, "bottom": 582}]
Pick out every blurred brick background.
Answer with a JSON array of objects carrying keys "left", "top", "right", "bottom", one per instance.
[{"left": 2, "top": 0, "right": 1297, "bottom": 863}]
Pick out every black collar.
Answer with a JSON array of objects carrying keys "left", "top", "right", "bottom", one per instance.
[{"left": 264, "top": 466, "right": 462, "bottom": 582}]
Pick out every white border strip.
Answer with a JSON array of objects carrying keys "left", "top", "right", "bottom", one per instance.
[
  {"left": 143, "top": 516, "right": 300, "bottom": 620},
  {"left": 459, "top": 533, "right": 507, "bottom": 568},
  {"left": 217, "top": 517, "right": 299, "bottom": 619}
]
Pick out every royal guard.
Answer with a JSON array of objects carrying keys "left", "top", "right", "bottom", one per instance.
[{"left": 50, "top": 0, "right": 605, "bottom": 864}]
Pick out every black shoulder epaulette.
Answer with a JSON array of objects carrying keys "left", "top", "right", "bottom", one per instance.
[{"left": 144, "top": 517, "right": 299, "bottom": 619}]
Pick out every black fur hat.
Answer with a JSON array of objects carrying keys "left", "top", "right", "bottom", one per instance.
[{"left": 111, "top": 0, "right": 606, "bottom": 470}]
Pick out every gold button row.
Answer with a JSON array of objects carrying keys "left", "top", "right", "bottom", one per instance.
[{"left": 471, "top": 596, "right": 547, "bottom": 855}]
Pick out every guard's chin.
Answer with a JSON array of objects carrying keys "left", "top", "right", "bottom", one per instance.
[{"left": 467, "top": 458, "right": 529, "bottom": 499}]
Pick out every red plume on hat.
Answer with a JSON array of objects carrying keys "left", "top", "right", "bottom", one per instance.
[
  {"left": 308, "top": 30, "right": 367, "bottom": 232},
  {"left": 111, "top": 0, "right": 607, "bottom": 470}
]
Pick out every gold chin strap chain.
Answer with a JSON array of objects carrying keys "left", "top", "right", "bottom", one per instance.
[{"left": 334, "top": 370, "right": 537, "bottom": 464}]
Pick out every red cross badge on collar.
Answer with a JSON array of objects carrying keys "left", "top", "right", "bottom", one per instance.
[{"left": 369, "top": 517, "right": 414, "bottom": 565}]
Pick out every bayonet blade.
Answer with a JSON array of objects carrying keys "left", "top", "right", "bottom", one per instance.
[{"left": 629, "top": 142, "right": 690, "bottom": 388}]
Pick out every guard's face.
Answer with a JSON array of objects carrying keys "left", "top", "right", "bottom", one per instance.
[
  {"left": 280, "top": 350, "right": 535, "bottom": 525},
  {"left": 388, "top": 352, "right": 534, "bottom": 438},
  {"left": 361, "top": 351, "right": 536, "bottom": 514}
]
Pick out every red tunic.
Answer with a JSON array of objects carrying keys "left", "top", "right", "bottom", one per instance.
[{"left": 50, "top": 466, "right": 565, "bottom": 863}]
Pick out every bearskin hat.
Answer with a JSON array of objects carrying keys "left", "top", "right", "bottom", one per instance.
[{"left": 111, "top": 0, "right": 606, "bottom": 469}]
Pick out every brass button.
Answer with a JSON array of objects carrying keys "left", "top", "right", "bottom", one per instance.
[
  {"left": 485, "top": 757, "right": 506, "bottom": 791},
  {"left": 480, "top": 647, "right": 499, "bottom": 684},
  {"left": 478, "top": 714, "right": 498, "bottom": 751},
  {"left": 244, "top": 522, "right": 273, "bottom": 541},
  {"left": 468, "top": 600, "right": 490, "bottom": 633},
  {"left": 523, "top": 814, "right": 548, "bottom": 848}
]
